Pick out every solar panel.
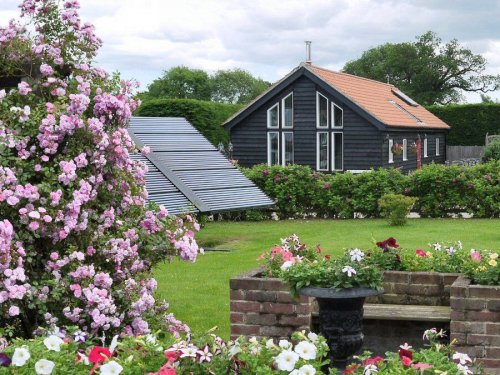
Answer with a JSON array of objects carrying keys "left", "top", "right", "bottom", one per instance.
[
  {"left": 391, "top": 88, "right": 419, "bottom": 107},
  {"left": 128, "top": 117, "right": 274, "bottom": 213}
]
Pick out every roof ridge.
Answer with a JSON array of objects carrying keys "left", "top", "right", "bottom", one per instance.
[{"left": 309, "top": 64, "right": 395, "bottom": 88}]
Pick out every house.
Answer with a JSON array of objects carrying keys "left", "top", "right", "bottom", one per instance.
[
  {"left": 128, "top": 117, "right": 273, "bottom": 214},
  {"left": 223, "top": 63, "right": 450, "bottom": 173}
]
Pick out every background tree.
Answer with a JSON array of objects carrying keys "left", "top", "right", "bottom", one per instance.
[
  {"left": 146, "top": 66, "right": 211, "bottom": 100},
  {"left": 210, "top": 68, "right": 270, "bottom": 104},
  {"left": 343, "top": 31, "right": 500, "bottom": 105}
]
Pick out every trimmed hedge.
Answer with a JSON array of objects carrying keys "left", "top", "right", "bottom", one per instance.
[
  {"left": 241, "top": 162, "right": 500, "bottom": 218},
  {"left": 427, "top": 103, "right": 500, "bottom": 146},
  {"left": 135, "top": 98, "right": 242, "bottom": 145}
]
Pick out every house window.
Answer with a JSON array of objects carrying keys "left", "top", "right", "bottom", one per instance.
[
  {"left": 267, "top": 132, "right": 279, "bottom": 165},
  {"left": 317, "top": 92, "right": 328, "bottom": 128},
  {"left": 267, "top": 103, "right": 279, "bottom": 129},
  {"left": 332, "top": 103, "right": 343, "bottom": 128},
  {"left": 282, "top": 132, "right": 294, "bottom": 165},
  {"left": 424, "top": 138, "right": 428, "bottom": 157},
  {"left": 316, "top": 132, "right": 329, "bottom": 171},
  {"left": 332, "top": 132, "right": 343, "bottom": 171},
  {"left": 403, "top": 139, "right": 407, "bottom": 161},
  {"left": 436, "top": 138, "right": 440, "bottom": 156},
  {"left": 388, "top": 139, "right": 394, "bottom": 163},
  {"left": 282, "top": 93, "right": 293, "bottom": 129}
]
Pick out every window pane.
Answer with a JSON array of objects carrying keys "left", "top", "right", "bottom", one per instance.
[
  {"left": 333, "top": 104, "right": 343, "bottom": 128},
  {"left": 283, "top": 94, "right": 293, "bottom": 128},
  {"left": 388, "top": 139, "right": 394, "bottom": 163},
  {"left": 436, "top": 138, "right": 440, "bottom": 156},
  {"left": 268, "top": 105, "right": 278, "bottom": 128},
  {"left": 424, "top": 139, "right": 428, "bottom": 157},
  {"left": 333, "top": 133, "right": 343, "bottom": 170},
  {"left": 318, "top": 94, "right": 328, "bottom": 128},
  {"left": 283, "top": 132, "right": 294, "bottom": 165},
  {"left": 318, "top": 132, "right": 328, "bottom": 170},
  {"left": 403, "top": 139, "right": 407, "bottom": 160},
  {"left": 269, "top": 132, "right": 279, "bottom": 165}
]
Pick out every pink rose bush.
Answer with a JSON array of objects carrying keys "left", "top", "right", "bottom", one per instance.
[{"left": 0, "top": 0, "right": 201, "bottom": 339}]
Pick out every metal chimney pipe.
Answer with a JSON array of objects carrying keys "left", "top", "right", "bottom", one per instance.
[{"left": 305, "top": 41, "right": 312, "bottom": 64}]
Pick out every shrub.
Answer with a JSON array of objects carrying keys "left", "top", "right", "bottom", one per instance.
[
  {"left": 378, "top": 194, "right": 417, "bottom": 226},
  {"left": 482, "top": 140, "right": 500, "bottom": 162},
  {"left": 0, "top": 1, "right": 200, "bottom": 339}
]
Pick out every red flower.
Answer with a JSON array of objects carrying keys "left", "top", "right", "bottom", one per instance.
[
  {"left": 362, "top": 356, "right": 384, "bottom": 366},
  {"left": 398, "top": 348, "right": 413, "bottom": 361},
  {"left": 165, "top": 351, "right": 179, "bottom": 364},
  {"left": 262, "top": 169, "right": 269, "bottom": 176},
  {"left": 401, "top": 356, "right": 412, "bottom": 366},
  {"left": 323, "top": 183, "right": 330, "bottom": 189},
  {"left": 316, "top": 244, "right": 322, "bottom": 253},
  {"left": 324, "top": 254, "right": 331, "bottom": 260},
  {"left": 376, "top": 237, "right": 400, "bottom": 252},
  {"left": 342, "top": 364, "right": 359, "bottom": 374},
  {"left": 89, "top": 346, "right": 111, "bottom": 363},
  {"left": 415, "top": 249, "right": 427, "bottom": 257}
]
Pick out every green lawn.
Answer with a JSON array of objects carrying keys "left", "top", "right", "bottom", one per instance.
[{"left": 153, "top": 219, "right": 499, "bottom": 339}]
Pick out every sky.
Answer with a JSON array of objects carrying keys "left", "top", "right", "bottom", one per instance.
[{"left": 1, "top": 0, "right": 500, "bottom": 103}]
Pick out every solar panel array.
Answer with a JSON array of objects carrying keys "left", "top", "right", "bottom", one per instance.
[{"left": 128, "top": 117, "right": 273, "bottom": 214}]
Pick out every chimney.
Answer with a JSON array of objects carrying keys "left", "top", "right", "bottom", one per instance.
[{"left": 305, "top": 41, "right": 312, "bottom": 65}]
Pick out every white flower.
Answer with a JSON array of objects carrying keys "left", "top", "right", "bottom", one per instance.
[
  {"left": 197, "top": 346, "right": 213, "bottom": 363},
  {"left": 433, "top": 243, "right": 442, "bottom": 251},
  {"left": 43, "top": 335, "right": 64, "bottom": 352},
  {"left": 109, "top": 335, "right": 119, "bottom": 353},
  {"left": 35, "top": 359, "right": 55, "bottom": 375},
  {"left": 280, "top": 260, "right": 294, "bottom": 271},
  {"left": 298, "top": 364, "right": 316, "bottom": 375},
  {"left": 457, "top": 241, "right": 463, "bottom": 250},
  {"left": 307, "top": 332, "right": 318, "bottom": 342},
  {"left": 228, "top": 343, "right": 241, "bottom": 357},
  {"left": 363, "top": 364, "right": 379, "bottom": 375},
  {"left": 342, "top": 266, "right": 356, "bottom": 277},
  {"left": 399, "top": 343, "right": 412, "bottom": 350},
  {"left": 279, "top": 339, "right": 292, "bottom": 349},
  {"left": 76, "top": 352, "right": 90, "bottom": 365},
  {"left": 12, "top": 346, "right": 30, "bottom": 366},
  {"left": 249, "top": 336, "right": 258, "bottom": 345},
  {"left": 145, "top": 334, "right": 157, "bottom": 344},
  {"left": 180, "top": 345, "right": 198, "bottom": 358},
  {"left": 275, "top": 350, "right": 299, "bottom": 371},
  {"left": 100, "top": 360, "right": 123, "bottom": 375},
  {"left": 422, "top": 328, "right": 437, "bottom": 340},
  {"left": 349, "top": 248, "right": 365, "bottom": 262},
  {"left": 0, "top": 89, "right": 6, "bottom": 101},
  {"left": 294, "top": 341, "right": 317, "bottom": 360},
  {"left": 453, "top": 352, "right": 472, "bottom": 365},
  {"left": 290, "top": 371, "right": 300, "bottom": 375},
  {"left": 446, "top": 246, "right": 457, "bottom": 255},
  {"left": 265, "top": 339, "right": 275, "bottom": 349},
  {"left": 457, "top": 363, "right": 473, "bottom": 375}
]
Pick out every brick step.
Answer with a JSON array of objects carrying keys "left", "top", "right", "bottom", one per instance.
[{"left": 312, "top": 304, "right": 451, "bottom": 322}]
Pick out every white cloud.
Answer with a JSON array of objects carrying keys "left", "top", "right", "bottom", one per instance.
[{"left": 0, "top": 0, "right": 499, "bottom": 101}]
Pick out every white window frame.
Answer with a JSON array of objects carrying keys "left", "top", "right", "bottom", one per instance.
[
  {"left": 331, "top": 102, "right": 343, "bottom": 129},
  {"left": 316, "top": 92, "right": 329, "bottom": 129},
  {"left": 316, "top": 132, "right": 329, "bottom": 171},
  {"left": 281, "top": 132, "right": 294, "bottom": 166},
  {"left": 267, "top": 103, "right": 279, "bottom": 129},
  {"left": 403, "top": 139, "right": 407, "bottom": 161},
  {"left": 388, "top": 139, "right": 394, "bottom": 163},
  {"left": 424, "top": 138, "right": 428, "bottom": 158},
  {"left": 282, "top": 92, "right": 293, "bottom": 129},
  {"left": 332, "top": 132, "right": 344, "bottom": 171},
  {"left": 267, "top": 132, "right": 279, "bottom": 166},
  {"left": 436, "top": 137, "right": 440, "bottom": 156}
]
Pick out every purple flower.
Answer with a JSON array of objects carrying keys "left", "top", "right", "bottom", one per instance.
[{"left": 0, "top": 353, "right": 11, "bottom": 367}]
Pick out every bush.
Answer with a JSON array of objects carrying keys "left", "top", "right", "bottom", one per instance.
[
  {"left": 135, "top": 98, "right": 241, "bottom": 146},
  {"left": 483, "top": 140, "right": 500, "bottom": 162},
  {"left": 379, "top": 194, "right": 417, "bottom": 226},
  {"left": 427, "top": 103, "right": 500, "bottom": 146}
]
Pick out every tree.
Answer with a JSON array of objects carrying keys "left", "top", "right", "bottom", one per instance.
[
  {"left": 211, "top": 68, "right": 270, "bottom": 104},
  {"left": 343, "top": 31, "right": 500, "bottom": 105},
  {"left": 146, "top": 66, "right": 211, "bottom": 101}
]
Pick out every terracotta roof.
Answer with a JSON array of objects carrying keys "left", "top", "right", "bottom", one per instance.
[{"left": 307, "top": 64, "right": 449, "bottom": 129}]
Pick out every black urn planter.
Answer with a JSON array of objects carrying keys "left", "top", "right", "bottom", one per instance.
[{"left": 300, "top": 287, "right": 383, "bottom": 367}]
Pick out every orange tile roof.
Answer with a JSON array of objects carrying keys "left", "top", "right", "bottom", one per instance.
[{"left": 307, "top": 64, "right": 450, "bottom": 129}]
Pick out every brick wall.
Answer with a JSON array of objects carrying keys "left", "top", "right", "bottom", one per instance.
[
  {"left": 450, "top": 276, "right": 500, "bottom": 372},
  {"left": 229, "top": 268, "right": 312, "bottom": 341},
  {"left": 366, "top": 271, "right": 461, "bottom": 306}
]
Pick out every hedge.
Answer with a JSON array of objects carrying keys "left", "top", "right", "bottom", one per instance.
[
  {"left": 240, "top": 161, "right": 500, "bottom": 219},
  {"left": 135, "top": 98, "right": 241, "bottom": 146},
  {"left": 427, "top": 103, "right": 500, "bottom": 146}
]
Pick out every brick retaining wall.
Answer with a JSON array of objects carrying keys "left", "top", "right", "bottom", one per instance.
[{"left": 450, "top": 276, "right": 500, "bottom": 372}]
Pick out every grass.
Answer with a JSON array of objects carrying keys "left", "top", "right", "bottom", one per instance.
[{"left": 153, "top": 218, "right": 500, "bottom": 339}]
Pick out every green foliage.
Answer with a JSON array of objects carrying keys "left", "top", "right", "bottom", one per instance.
[
  {"left": 379, "top": 194, "right": 417, "bottom": 226},
  {"left": 211, "top": 68, "right": 270, "bottom": 104},
  {"left": 483, "top": 140, "right": 500, "bottom": 162},
  {"left": 136, "top": 98, "right": 241, "bottom": 145},
  {"left": 242, "top": 161, "right": 500, "bottom": 219},
  {"left": 343, "top": 31, "right": 500, "bottom": 105},
  {"left": 427, "top": 103, "right": 500, "bottom": 145}
]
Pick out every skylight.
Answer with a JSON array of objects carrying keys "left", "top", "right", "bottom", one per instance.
[
  {"left": 389, "top": 100, "right": 424, "bottom": 125},
  {"left": 391, "top": 88, "right": 418, "bottom": 107}
]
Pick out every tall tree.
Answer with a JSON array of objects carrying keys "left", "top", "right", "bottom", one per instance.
[
  {"left": 146, "top": 66, "right": 211, "bottom": 100},
  {"left": 343, "top": 31, "right": 500, "bottom": 105},
  {"left": 211, "top": 68, "right": 270, "bottom": 104}
]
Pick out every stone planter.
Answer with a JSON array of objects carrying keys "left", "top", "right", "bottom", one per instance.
[
  {"left": 301, "top": 287, "right": 382, "bottom": 366},
  {"left": 450, "top": 276, "right": 500, "bottom": 372}
]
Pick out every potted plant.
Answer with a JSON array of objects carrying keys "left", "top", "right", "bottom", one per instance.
[
  {"left": 391, "top": 143, "right": 404, "bottom": 156},
  {"left": 410, "top": 142, "right": 418, "bottom": 154},
  {"left": 260, "top": 236, "right": 383, "bottom": 367}
]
